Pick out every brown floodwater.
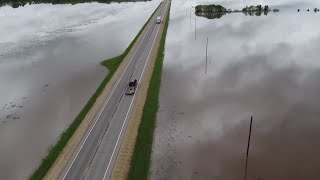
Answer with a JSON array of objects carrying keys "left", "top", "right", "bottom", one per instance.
[
  {"left": 151, "top": 0, "right": 320, "bottom": 179},
  {"left": 0, "top": 1, "right": 159, "bottom": 179}
]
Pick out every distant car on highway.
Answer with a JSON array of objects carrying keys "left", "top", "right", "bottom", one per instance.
[
  {"left": 125, "top": 79, "right": 138, "bottom": 95},
  {"left": 156, "top": 16, "right": 161, "bottom": 24}
]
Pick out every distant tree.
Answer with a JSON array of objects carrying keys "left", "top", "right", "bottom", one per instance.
[
  {"left": 264, "top": 5, "right": 269, "bottom": 11},
  {"left": 257, "top": 5, "right": 262, "bottom": 11},
  {"left": 242, "top": 6, "right": 248, "bottom": 11},
  {"left": 1, "top": 0, "right": 150, "bottom": 8},
  {"left": 195, "top": 4, "right": 227, "bottom": 13},
  {"left": 195, "top": 5, "right": 202, "bottom": 13},
  {"left": 11, "top": 2, "right": 20, "bottom": 8}
]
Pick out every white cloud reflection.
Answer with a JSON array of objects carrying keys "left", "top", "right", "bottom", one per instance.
[{"left": 152, "top": 0, "right": 320, "bottom": 179}]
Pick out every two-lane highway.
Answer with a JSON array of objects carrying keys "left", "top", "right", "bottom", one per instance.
[{"left": 59, "top": 0, "right": 170, "bottom": 179}]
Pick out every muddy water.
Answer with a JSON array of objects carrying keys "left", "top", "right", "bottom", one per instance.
[
  {"left": 151, "top": 0, "right": 320, "bottom": 180},
  {"left": 0, "top": 1, "right": 159, "bottom": 179}
]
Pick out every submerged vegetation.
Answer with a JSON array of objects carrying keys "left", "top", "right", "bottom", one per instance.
[
  {"left": 0, "top": 0, "right": 150, "bottom": 8},
  {"left": 195, "top": 4, "right": 280, "bottom": 19}
]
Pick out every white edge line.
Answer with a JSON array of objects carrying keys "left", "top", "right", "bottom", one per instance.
[
  {"left": 102, "top": 1, "right": 169, "bottom": 179},
  {"left": 61, "top": 16, "right": 154, "bottom": 180}
]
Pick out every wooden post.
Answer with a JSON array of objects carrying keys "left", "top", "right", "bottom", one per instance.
[
  {"left": 205, "top": 37, "right": 208, "bottom": 74},
  {"left": 190, "top": 6, "right": 191, "bottom": 27},
  {"left": 244, "top": 116, "right": 253, "bottom": 180},
  {"left": 195, "top": 16, "right": 197, "bottom": 40}
]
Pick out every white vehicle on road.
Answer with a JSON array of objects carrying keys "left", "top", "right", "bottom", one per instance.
[{"left": 156, "top": 16, "right": 161, "bottom": 24}]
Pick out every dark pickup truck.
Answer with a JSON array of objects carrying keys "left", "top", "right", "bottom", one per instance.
[{"left": 125, "top": 79, "right": 138, "bottom": 95}]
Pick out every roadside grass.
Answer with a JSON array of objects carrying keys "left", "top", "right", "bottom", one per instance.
[
  {"left": 29, "top": 5, "right": 160, "bottom": 180},
  {"left": 128, "top": 3, "right": 170, "bottom": 180}
]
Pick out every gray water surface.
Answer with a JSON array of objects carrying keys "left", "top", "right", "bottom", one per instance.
[
  {"left": 152, "top": 0, "right": 320, "bottom": 179},
  {"left": 0, "top": 1, "right": 159, "bottom": 179}
]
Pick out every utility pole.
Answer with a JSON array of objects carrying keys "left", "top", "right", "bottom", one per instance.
[
  {"left": 190, "top": 6, "right": 191, "bottom": 27},
  {"left": 244, "top": 116, "right": 253, "bottom": 180},
  {"left": 205, "top": 37, "right": 208, "bottom": 74},
  {"left": 195, "top": 16, "right": 197, "bottom": 40}
]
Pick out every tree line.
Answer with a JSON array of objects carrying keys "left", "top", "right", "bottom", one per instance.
[
  {"left": 195, "top": 4, "right": 281, "bottom": 19},
  {"left": 0, "top": 0, "right": 149, "bottom": 8}
]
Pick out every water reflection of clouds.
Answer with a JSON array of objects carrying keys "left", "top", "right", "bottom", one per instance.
[
  {"left": 166, "top": 6, "right": 320, "bottom": 71},
  {"left": 153, "top": 0, "right": 320, "bottom": 179},
  {"left": 165, "top": 5, "right": 320, "bottom": 104},
  {"left": 0, "top": 1, "right": 159, "bottom": 57},
  {"left": 0, "top": 1, "right": 160, "bottom": 179}
]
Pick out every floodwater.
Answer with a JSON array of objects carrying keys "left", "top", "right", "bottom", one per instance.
[
  {"left": 0, "top": 1, "right": 159, "bottom": 179},
  {"left": 151, "top": 0, "right": 320, "bottom": 179}
]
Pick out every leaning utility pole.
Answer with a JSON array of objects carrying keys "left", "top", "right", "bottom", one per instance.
[{"left": 244, "top": 116, "right": 253, "bottom": 180}]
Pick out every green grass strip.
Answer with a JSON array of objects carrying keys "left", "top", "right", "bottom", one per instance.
[
  {"left": 128, "top": 3, "right": 171, "bottom": 180},
  {"left": 29, "top": 4, "right": 161, "bottom": 180}
]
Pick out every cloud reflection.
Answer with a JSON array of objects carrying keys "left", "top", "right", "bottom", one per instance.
[{"left": 151, "top": 0, "right": 320, "bottom": 179}]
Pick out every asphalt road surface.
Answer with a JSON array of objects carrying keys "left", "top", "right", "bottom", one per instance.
[{"left": 59, "top": 1, "right": 170, "bottom": 179}]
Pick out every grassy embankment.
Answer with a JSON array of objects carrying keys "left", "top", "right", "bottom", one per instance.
[
  {"left": 128, "top": 3, "right": 170, "bottom": 180},
  {"left": 29, "top": 5, "right": 160, "bottom": 180}
]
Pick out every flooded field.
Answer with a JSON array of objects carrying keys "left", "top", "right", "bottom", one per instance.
[
  {"left": 151, "top": 0, "right": 320, "bottom": 179},
  {"left": 0, "top": 1, "right": 159, "bottom": 179}
]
